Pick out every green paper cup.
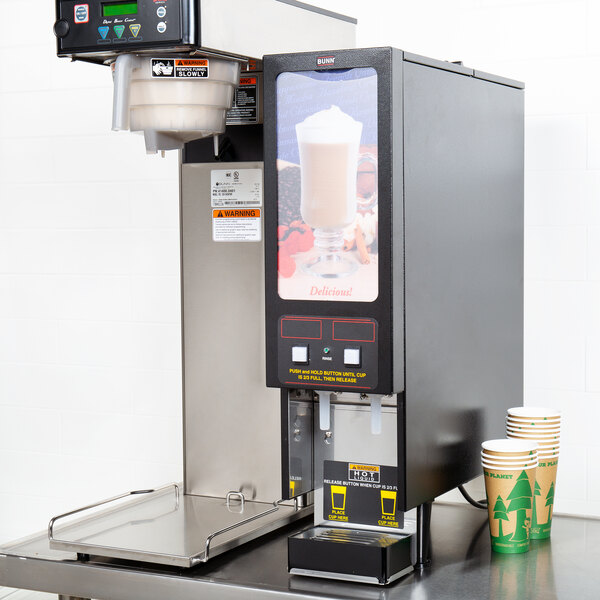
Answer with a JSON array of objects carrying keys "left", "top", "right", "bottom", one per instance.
[{"left": 483, "top": 463, "right": 536, "bottom": 554}]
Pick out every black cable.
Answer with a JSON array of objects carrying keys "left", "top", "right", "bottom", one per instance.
[{"left": 458, "top": 484, "right": 487, "bottom": 510}]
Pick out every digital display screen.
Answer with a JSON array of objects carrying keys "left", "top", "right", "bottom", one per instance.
[{"left": 102, "top": 2, "right": 138, "bottom": 17}]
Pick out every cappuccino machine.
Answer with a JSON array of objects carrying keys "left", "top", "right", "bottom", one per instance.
[{"left": 0, "top": 0, "right": 523, "bottom": 593}]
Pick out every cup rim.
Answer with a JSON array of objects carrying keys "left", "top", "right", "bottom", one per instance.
[
  {"left": 507, "top": 407, "right": 561, "bottom": 419},
  {"left": 506, "top": 418, "right": 561, "bottom": 430},
  {"left": 482, "top": 449, "right": 537, "bottom": 457},
  {"left": 481, "top": 452, "right": 538, "bottom": 463},
  {"left": 481, "top": 451, "right": 538, "bottom": 460},
  {"left": 506, "top": 428, "right": 560, "bottom": 442},
  {"left": 506, "top": 430, "right": 560, "bottom": 438},
  {"left": 507, "top": 414, "right": 561, "bottom": 422},
  {"left": 507, "top": 439, "right": 560, "bottom": 449},
  {"left": 481, "top": 448, "right": 538, "bottom": 456},
  {"left": 482, "top": 462, "right": 537, "bottom": 471},
  {"left": 482, "top": 439, "right": 538, "bottom": 452},
  {"left": 481, "top": 459, "right": 538, "bottom": 467}
]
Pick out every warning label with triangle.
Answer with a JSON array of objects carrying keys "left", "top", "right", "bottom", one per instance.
[{"left": 212, "top": 209, "right": 261, "bottom": 243}]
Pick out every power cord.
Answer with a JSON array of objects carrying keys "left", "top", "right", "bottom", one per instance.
[{"left": 458, "top": 484, "right": 487, "bottom": 510}]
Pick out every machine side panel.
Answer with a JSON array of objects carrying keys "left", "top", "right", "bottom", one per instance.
[
  {"left": 390, "top": 49, "right": 407, "bottom": 510},
  {"left": 391, "top": 48, "right": 405, "bottom": 395},
  {"left": 181, "top": 162, "right": 282, "bottom": 502},
  {"left": 403, "top": 63, "right": 524, "bottom": 508}
]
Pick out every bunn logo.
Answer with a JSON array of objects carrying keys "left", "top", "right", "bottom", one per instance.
[{"left": 317, "top": 55, "right": 335, "bottom": 66}]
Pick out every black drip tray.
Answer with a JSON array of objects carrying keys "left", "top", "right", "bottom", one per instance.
[{"left": 288, "top": 526, "right": 414, "bottom": 585}]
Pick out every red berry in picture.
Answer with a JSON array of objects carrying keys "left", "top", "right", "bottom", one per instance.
[
  {"left": 297, "top": 228, "right": 315, "bottom": 252},
  {"left": 278, "top": 250, "right": 296, "bottom": 278},
  {"left": 283, "top": 230, "right": 302, "bottom": 254}
]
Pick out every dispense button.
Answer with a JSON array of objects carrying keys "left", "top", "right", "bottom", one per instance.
[
  {"left": 344, "top": 347, "right": 361, "bottom": 367},
  {"left": 292, "top": 345, "right": 309, "bottom": 365},
  {"left": 129, "top": 24, "right": 141, "bottom": 38}
]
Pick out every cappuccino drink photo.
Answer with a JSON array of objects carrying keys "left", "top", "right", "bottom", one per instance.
[
  {"left": 296, "top": 106, "right": 362, "bottom": 230},
  {"left": 275, "top": 68, "right": 379, "bottom": 302}
]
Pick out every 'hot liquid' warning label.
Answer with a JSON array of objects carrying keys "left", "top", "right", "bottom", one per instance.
[{"left": 323, "top": 460, "right": 402, "bottom": 529}]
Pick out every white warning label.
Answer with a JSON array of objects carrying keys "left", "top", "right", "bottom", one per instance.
[
  {"left": 211, "top": 169, "right": 262, "bottom": 208},
  {"left": 212, "top": 209, "right": 262, "bottom": 242}
]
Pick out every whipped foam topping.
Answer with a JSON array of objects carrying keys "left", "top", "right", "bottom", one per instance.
[{"left": 299, "top": 105, "right": 360, "bottom": 130}]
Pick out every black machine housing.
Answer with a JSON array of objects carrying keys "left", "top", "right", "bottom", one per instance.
[{"left": 264, "top": 47, "right": 524, "bottom": 512}]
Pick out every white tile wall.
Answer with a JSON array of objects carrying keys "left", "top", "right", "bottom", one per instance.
[{"left": 1, "top": 0, "right": 600, "bottom": 545}]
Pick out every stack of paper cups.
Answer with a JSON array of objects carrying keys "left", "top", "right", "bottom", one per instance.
[
  {"left": 506, "top": 407, "right": 561, "bottom": 539},
  {"left": 481, "top": 439, "right": 538, "bottom": 554}
]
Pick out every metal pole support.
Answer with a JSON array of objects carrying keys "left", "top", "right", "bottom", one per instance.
[{"left": 416, "top": 501, "right": 433, "bottom": 570}]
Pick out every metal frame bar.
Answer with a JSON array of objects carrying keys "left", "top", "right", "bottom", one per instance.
[
  {"left": 48, "top": 483, "right": 180, "bottom": 542},
  {"left": 202, "top": 497, "right": 299, "bottom": 563}
]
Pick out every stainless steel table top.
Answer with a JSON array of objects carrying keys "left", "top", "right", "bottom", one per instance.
[{"left": 1, "top": 503, "right": 599, "bottom": 599}]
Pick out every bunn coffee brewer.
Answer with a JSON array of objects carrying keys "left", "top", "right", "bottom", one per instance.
[
  {"left": 44, "top": 0, "right": 356, "bottom": 567},
  {"left": 263, "top": 48, "right": 524, "bottom": 584}
]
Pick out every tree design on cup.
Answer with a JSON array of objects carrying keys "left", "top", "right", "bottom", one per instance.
[
  {"left": 545, "top": 482, "right": 555, "bottom": 522},
  {"left": 295, "top": 106, "right": 375, "bottom": 278},
  {"left": 531, "top": 480, "right": 541, "bottom": 531},
  {"left": 507, "top": 470, "right": 533, "bottom": 542},
  {"left": 493, "top": 495, "right": 509, "bottom": 538}
]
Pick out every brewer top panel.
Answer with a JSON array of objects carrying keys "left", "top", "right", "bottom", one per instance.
[{"left": 55, "top": 0, "right": 357, "bottom": 64}]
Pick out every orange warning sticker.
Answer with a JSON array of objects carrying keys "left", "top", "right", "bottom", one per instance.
[
  {"left": 213, "top": 209, "right": 261, "bottom": 219},
  {"left": 239, "top": 77, "right": 257, "bottom": 86},
  {"left": 176, "top": 59, "right": 208, "bottom": 67}
]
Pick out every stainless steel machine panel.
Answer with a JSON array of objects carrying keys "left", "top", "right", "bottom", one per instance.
[
  {"left": 199, "top": 0, "right": 357, "bottom": 59},
  {"left": 181, "top": 162, "right": 283, "bottom": 502}
]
